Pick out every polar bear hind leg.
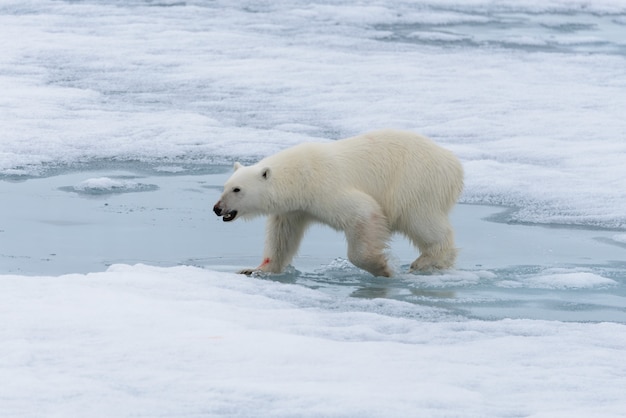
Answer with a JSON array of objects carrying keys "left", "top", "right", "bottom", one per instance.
[
  {"left": 334, "top": 191, "right": 392, "bottom": 277},
  {"left": 406, "top": 215, "right": 457, "bottom": 272}
]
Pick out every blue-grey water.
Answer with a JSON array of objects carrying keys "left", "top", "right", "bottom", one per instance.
[
  {"left": 376, "top": 10, "right": 626, "bottom": 56},
  {"left": 2, "top": 165, "right": 624, "bottom": 323}
]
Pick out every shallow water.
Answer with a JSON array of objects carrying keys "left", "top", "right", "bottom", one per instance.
[{"left": 2, "top": 164, "right": 624, "bottom": 323}]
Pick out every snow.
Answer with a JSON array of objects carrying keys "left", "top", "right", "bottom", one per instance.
[
  {"left": 498, "top": 268, "right": 618, "bottom": 289},
  {"left": 71, "top": 177, "right": 157, "bottom": 194},
  {"left": 2, "top": 264, "right": 626, "bottom": 417},
  {"left": 1, "top": 0, "right": 626, "bottom": 227},
  {"left": 76, "top": 177, "right": 126, "bottom": 191},
  {"left": 2, "top": 1, "right": 626, "bottom": 415}
]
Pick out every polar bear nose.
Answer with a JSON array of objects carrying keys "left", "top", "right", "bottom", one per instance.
[{"left": 213, "top": 203, "right": 223, "bottom": 216}]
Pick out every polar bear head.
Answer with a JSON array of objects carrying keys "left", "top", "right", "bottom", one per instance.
[{"left": 213, "top": 162, "right": 271, "bottom": 222}]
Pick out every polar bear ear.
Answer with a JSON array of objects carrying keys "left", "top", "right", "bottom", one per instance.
[
  {"left": 261, "top": 167, "right": 271, "bottom": 180},
  {"left": 233, "top": 162, "right": 243, "bottom": 171}
]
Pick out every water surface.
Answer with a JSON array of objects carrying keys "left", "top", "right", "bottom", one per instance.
[{"left": 2, "top": 165, "right": 624, "bottom": 323}]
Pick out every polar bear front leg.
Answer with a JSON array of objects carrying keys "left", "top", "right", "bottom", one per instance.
[{"left": 239, "top": 212, "right": 310, "bottom": 275}]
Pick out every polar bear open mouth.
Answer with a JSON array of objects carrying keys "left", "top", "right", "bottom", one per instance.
[{"left": 222, "top": 210, "right": 237, "bottom": 222}]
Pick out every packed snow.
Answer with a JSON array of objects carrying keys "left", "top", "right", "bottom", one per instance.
[
  {"left": 1, "top": 0, "right": 626, "bottom": 416},
  {"left": 2, "top": 264, "right": 626, "bottom": 417}
]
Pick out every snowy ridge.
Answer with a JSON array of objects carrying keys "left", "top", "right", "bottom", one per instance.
[{"left": 2, "top": 264, "right": 626, "bottom": 417}]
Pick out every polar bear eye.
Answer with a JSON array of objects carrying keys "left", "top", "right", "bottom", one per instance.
[{"left": 233, "top": 187, "right": 241, "bottom": 193}]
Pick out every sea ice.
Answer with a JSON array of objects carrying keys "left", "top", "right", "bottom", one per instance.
[
  {"left": 2, "top": 264, "right": 626, "bottom": 417},
  {"left": 1, "top": 1, "right": 626, "bottom": 416}
]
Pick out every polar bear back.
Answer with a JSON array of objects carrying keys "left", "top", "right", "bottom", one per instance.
[{"left": 260, "top": 129, "right": 463, "bottom": 225}]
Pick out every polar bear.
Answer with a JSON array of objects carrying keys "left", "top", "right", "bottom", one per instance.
[{"left": 213, "top": 129, "right": 463, "bottom": 277}]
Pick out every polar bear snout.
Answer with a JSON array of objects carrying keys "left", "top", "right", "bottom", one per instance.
[
  {"left": 213, "top": 202, "right": 238, "bottom": 222},
  {"left": 213, "top": 202, "right": 223, "bottom": 216}
]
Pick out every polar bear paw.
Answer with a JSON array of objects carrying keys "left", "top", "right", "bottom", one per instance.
[
  {"left": 409, "top": 249, "right": 457, "bottom": 272},
  {"left": 238, "top": 268, "right": 261, "bottom": 276}
]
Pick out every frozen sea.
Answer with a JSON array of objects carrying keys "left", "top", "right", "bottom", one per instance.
[{"left": 2, "top": 0, "right": 626, "bottom": 417}]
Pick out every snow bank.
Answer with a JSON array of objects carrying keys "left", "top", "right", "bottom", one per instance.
[{"left": 1, "top": 264, "right": 625, "bottom": 417}]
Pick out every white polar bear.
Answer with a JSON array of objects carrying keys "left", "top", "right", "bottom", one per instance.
[{"left": 213, "top": 129, "right": 463, "bottom": 277}]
